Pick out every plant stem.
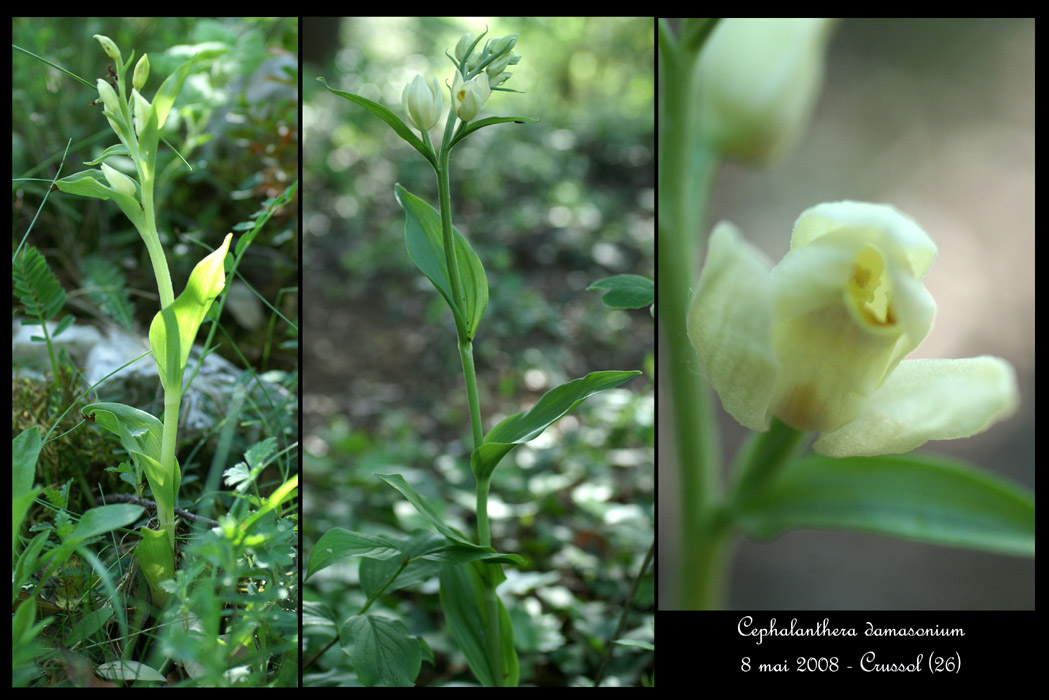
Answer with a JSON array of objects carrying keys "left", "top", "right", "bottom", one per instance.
[
  {"left": 139, "top": 170, "right": 179, "bottom": 554},
  {"left": 437, "top": 120, "right": 506, "bottom": 685},
  {"left": 657, "top": 25, "right": 724, "bottom": 609}
]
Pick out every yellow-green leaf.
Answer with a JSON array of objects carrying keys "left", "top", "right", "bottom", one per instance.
[{"left": 148, "top": 233, "right": 232, "bottom": 394}]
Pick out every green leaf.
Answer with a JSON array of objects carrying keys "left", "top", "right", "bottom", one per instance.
[
  {"left": 342, "top": 614, "right": 422, "bottom": 687},
  {"left": 733, "top": 453, "right": 1035, "bottom": 557},
  {"left": 66, "top": 504, "right": 144, "bottom": 545},
  {"left": 12, "top": 428, "right": 43, "bottom": 552},
  {"left": 318, "top": 77, "right": 436, "bottom": 169},
  {"left": 472, "top": 370, "right": 642, "bottom": 481},
  {"left": 54, "top": 169, "right": 146, "bottom": 233},
  {"left": 375, "top": 473, "right": 475, "bottom": 548},
  {"left": 12, "top": 427, "right": 41, "bottom": 500},
  {"left": 306, "top": 528, "right": 402, "bottom": 580},
  {"left": 136, "top": 55, "right": 201, "bottom": 180},
  {"left": 81, "top": 143, "right": 131, "bottom": 165},
  {"left": 395, "top": 184, "right": 488, "bottom": 341},
  {"left": 588, "top": 274, "right": 654, "bottom": 309},
  {"left": 439, "top": 562, "right": 519, "bottom": 687},
  {"left": 83, "top": 402, "right": 180, "bottom": 545},
  {"left": 449, "top": 115, "right": 539, "bottom": 150},
  {"left": 148, "top": 233, "right": 232, "bottom": 394},
  {"left": 134, "top": 525, "right": 173, "bottom": 609},
  {"left": 95, "top": 660, "right": 167, "bottom": 683}
]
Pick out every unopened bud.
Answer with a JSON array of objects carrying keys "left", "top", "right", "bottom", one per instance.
[
  {"left": 96, "top": 79, "right": 120, "bottom": 114},
  {"left": 487, "top": 33, "right": 518, "bottom": 59},
  {"left": 133, "top": 53, "right": 150, "bottom": 91},
  {"left": 101, "top": 163, "right": 138, "bottom": 197},
  {"left": 486, "top": 53, "right": 512, "bottom": 78},
  {"left": 132, "top": 89, "right": 152, "bottom": 137},
  {"left": 402, "top": 74, "right": 442, "bottom": 132},
  {"left": 454, "top": 33, "right": 474, "bottom": 63},
  {"left": 93, "top": 34, "right": 122, "bottom": 63}
]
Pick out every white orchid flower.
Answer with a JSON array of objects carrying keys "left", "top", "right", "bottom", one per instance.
[{"left": 687, "top": 201, "right": 1018, "bottom": 457}]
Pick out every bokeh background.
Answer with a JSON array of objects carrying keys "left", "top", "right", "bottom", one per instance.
[
  {"left": 302, "top": 18, "right": 654, "bottom": 684},
  {"left": 659, "top": 18, "right": 1034, "bottom": 609}
]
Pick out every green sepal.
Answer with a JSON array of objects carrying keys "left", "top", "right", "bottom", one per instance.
[
  {"left": 148, "top": 233, "right": 232, "bottom": 394},
  {"left": 449, "top": 115, "right": 538, "bottom": 150},
  {"left": 439, "top": 561, "right": 519, "bottom": 687},
  {"left": 318, "top": 77, "right": 437, "bottom": 169},
  {"left": 395, "top": 184, "right": 488, "bottom": 341},
  {"left": 471, "top": 370, "right": 642, "bottom": 481},
  {"left": 134, "top": 525, "right": 173, "bottom": 610}
]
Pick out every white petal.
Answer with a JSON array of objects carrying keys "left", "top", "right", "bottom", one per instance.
[
  {"left": 813, "top": 356, "right": 1019, "bottom": 457},
  {"left": 791, "top": 201, "right": 938, "bottom": 280},
  {"left": 687, "top": 222, "right": 778, "bottom": 431}
]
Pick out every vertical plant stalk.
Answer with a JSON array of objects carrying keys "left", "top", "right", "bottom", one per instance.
[
  {"left": 657, "top": 20, "right": 729, "bottom": 609},
  {"left": 436, "top": 114, "right": 506, "bottom": 685}
]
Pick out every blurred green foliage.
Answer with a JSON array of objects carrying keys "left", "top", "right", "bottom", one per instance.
[{"left": 303, "top": 18, "right": 653, "bottom": 685}]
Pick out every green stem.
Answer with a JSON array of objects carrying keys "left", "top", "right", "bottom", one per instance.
[
  {"left": 658, "top": 30, "right": 724, "bottom": 608},
  {"left": 435, "top": 124, "right": 505, "bottom": 685},
  {"left": 158, "top": 392, "right": 180, "bottom": 549},
  {"left": 138, "top": 169, "right": 179, "bottom": 555},
  {"left": 459, "top": 338, "right": 485, "bottom": 451}
]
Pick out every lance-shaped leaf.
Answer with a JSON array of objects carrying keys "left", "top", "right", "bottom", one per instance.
[
  {"left": 439, "top": 561, "right": 519, "bottom": 687},
  {"left": 83, "top": 402, "right": 180, "bottom": 546},
  {"left": 135, "top": 55, "right": 201, "bottom": 181},
  {"left": 471, "top": 370, "right": 642, "bottom": 481},
  {"left": 395, "top": 184, "right": 488, "bottom": 341},
  {"left": 318, "top": 77, "right": 437, "bottom": 169},
  {"left": 148, "top": 233, "right": 232, "bottom": 394},
  {"left": 734, "top": 452, "right": 1035, "bottom": 557},
  {"left": 54, "top": 169, "right": 146, "bottom": 233},
  {"left": 449, "top": 115, "right": 539, "bottom": 150}
]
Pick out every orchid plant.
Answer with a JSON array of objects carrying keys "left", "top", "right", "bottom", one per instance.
[
  {"left": 658, "top": 18, "right": 1033, "bottom": 610},
  {"left": 306, "top": 27, "right": 642, "bottom": 686},
  {"left": 52, "top": 34, "right": 232, "bottom": 609}
]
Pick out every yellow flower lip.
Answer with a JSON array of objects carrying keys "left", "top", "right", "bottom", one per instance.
[{"left": 688, "top": 201, "right": 1019, "bottom": 457}]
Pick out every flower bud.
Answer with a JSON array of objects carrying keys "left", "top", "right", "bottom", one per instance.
[
  {"left": 401, "top": 74, "right": 442, "bottom": 132},
  {"left": 132, "top": 89, "right": 152, "bottom": 137},
  {"left": 488, "top": 71, "right": 511, "bottom": 88},
  {"left": 96, "top": 79, "right": 120, "bottom": 114},
  {"left": 101, "top": 163, "right": 138, "bottom": 197},
  {"left": 486, "top": 53, "right": 512, "bottom": 79},
  {"left": 487, "top": 33, "right": 518, "bottom": 59},
  {"left": 454, "top": 33, "right": 474, "bottom": 63},
  {"left": 451, "top": 70, "right": 490, "bottom": 122},
  {"left": 697, "top": 18, "right": 833, "bottom": 164},
  {"left": 93, "top": 34, "right": 122, "bottom": 63},
  {"left": 133, "top": 53, "right": 150, "bottom": 91}
]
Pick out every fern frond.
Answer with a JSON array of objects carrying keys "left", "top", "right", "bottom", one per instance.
[
  {"left": 13, "top": 245, "right": 66, "bottom": 324},
  {"left": 81, "top": 255, "right": 136, "bottom": 330}
]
